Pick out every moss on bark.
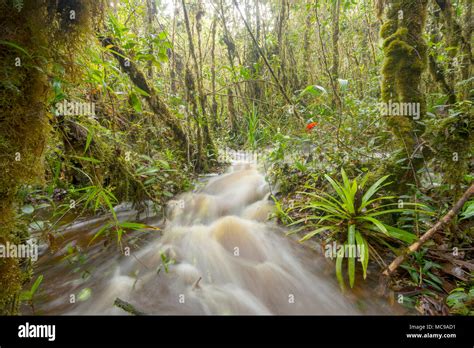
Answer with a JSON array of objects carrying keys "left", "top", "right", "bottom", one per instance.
[
  {"left": 0, "top": 0, "right": 102, "bottom": 314},
  {"left": 379, "top": 0, "right": 429, "bottom": 190}
]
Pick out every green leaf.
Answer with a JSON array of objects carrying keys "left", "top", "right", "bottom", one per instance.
[
  {"left": 358, "top": 216, "right": 388, "bottom": 234},
  {"left": 300, "top": 84, "right": 327, "bottom": 97},
  {"left": 324, "top": 174, "right": 352, "bottom": 212},
  {"left": 19, "top": 292, "right": 31, "bottom": 302},
  {"left": 348, "top": 225, "right": 356, "bottom": 288},
  {"left": 134, "top": 86, "right": 151, "bottom": 97},
  {"left": 460, "top": 200, "right": 474, "bottom": 220},
  {"left": 336, "top": 245, "right": 345, "bottom": 291},
  {"left": 427, "top": 272, "right": 443, "bottom": 285},
  {"left": 351, "top": 179, "right": 358, "bottom": 197},
  {"left": 21, "top": 204, "right": 35, "bottom": 215},
  {"left": 425, "top": 279, "right": 443, "bottom": 292},
  {"left": 366, "top": 208, "right": 427, "bottom": 217},
  {"left": 118, "top": 222, "right": 148, "bottom": 230},
  {"left": 302, "top": 191, "right": 346, "bottom": 211},
  {"left": 83, "top": 130, "right": 93, "bottom": 155},
  {"left": 304, "top": 186, "right": 346, "bottom": 211},
  {"left": 129, "top": 93, "right": 142, "bottom": 113},
  {"left": 299, "top": 226, "right": 336, "bottom": 242},
  {"left": 100, "top": 191, "right": 117, "bottom": 221},
  {"left": 355, "top": 231, "right": 369, "bottom": 279},
  {"left": 89, "top": 223, "right": 111, "bottom": 246},
  {"left": 288, "top": 214, "right": 336, "bottom": 227},
  {"left": 382, "top": 224, "right": 417, "bottom": 243},
  {"left": 360, "top": 175, "right": 390, "bottom": 209},
  {"left": 30, "top": 275, "right": 43, "bottom": 295},
  {"left": 78, "top": 288, "right": 92, "bottom": 301},
  {"left": 341, "top": 168, "right": 351, "bottom": 191},
  {"left": 307, "top": 201, "right": 348, "bottom": 218},
  {"left": 0, "top": 40, "right": 31, "bottom": 57},
  {"left": 117, "top": 228, "right": 123, "bottom": 244},
  {"left": 157, "top": 159, "right": 170, "bottom": 169},
  {"left": 71, "top": 155, "right": 102, "bottom": 164},
  {"left": 20, "top": 275, "right": 43, "bottom": 301},
  {"left": 359, "top": 173, "right": 370, "bottom": 189},
  {"left": 158, "top": 31, "right": 168, "bottom": 40}
]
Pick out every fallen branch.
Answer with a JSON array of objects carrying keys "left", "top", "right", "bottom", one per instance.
[
  {"left": 383, "top": 183, "right": 474, "bottom": 276},
  {"left": 114, "top": 297, "right": 147, "bottom": 315}
]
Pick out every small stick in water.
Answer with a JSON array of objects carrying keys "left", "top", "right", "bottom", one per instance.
[
  {"left": 114, "top": 297, "right": 147, "bottom": 315},
  {"left": 192, "top": 276, "right": 202, "bottom": 290}
]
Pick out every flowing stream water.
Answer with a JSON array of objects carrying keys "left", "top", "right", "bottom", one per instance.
[{"left": 27, "top": 158, "right": 400, "bottom": 315}]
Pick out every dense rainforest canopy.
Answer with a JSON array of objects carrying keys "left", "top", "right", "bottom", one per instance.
[{"left": 0, "top": 0, "right": 472, "bottom": 316}]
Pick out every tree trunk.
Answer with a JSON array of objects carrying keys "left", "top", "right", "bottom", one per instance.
[
  {"left": 145, "top": 0, "right": 156, "bottom": 79},
  {"left": 303, "top": 6, "right": 312, "bottom": 85},
  {"left": 0, "top": 0, "right": 101, "bottom": 314},
  {"left": 248, "top": 0, "right": 262, "bottom": 103},
  {"left": 170, "top": 0, "right": 178, "bottom": 94},
  {"left": 461, "top": 0, "right": 472, "bottom": 99},
  {"left": 181, "top": 0, "right": 216, "bottom": 164},
  {"left": 276, "top": 0, "right": 289, "bottom": 92},
  {"left": 314, "top": 1, "right": 341, "bottom": 110},
  {"left": 428, "top": 11, "right": 456, "bottom": 104},
  {"left": 331, "top": 0, "right": 341, "bottom": 109},
  {"left": 210, "top": 15, "right": 219, "bottom": 131},
  {"left": 185, "top": 67, "right": 204, "bottom": 170},
  {"left": 434, "top": 0, "right": 472, "bottom": 101},
  {"left": 218, "top": 0, "right": 249, "bottom": 129},
  {"left": 379, "top": 0, "right": 429, "bottom": 190}
]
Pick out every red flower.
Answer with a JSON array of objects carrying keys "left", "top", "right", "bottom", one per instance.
[{"left": 306, "top": 122, "right": 318, "bottom": 131}]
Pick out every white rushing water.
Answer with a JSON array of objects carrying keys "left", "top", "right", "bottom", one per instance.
[{"left": 54, "top": 157, "right": 385, "bottom": 315}]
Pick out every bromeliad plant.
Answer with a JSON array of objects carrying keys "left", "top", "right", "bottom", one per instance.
[{"left": 293, "top": 169, "right": 432, "bottom": 290}]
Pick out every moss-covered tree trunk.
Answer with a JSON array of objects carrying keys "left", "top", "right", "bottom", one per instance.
[
  {"left": 434, "top": 0, "right": 472, "bottom": 101},
  {"left": 461, "top": 0, "right": 472, "bottom": 100},
  {"left": 0, "top": 0, "right": 51, "bottom": 315},
  {"left": 0, "top": 0, "right": 99, "bottom": 314},
  {"left": 379, "top": 0, "right": 429, "bottom": 190},
  {"left": 428, "top": 9, "right": 456, "bottom": 105}
]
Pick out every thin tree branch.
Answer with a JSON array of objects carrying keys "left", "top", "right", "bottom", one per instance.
[{"left": 383, "top": 184, "right": 474, "bottom": 276}]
